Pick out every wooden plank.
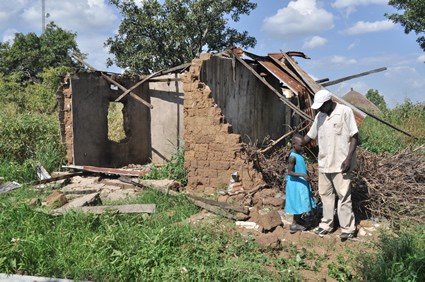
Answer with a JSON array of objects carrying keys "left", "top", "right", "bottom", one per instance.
[
  {"left": 77, "top": 204, "right": 156, "bottom": 214},
  {"left": 32, "top": 172, "right": 82, "bottom": 185},
  {"left": 53, "top": 204, "right": 156, "bottom": 215},
  {"left": 120, "top": 177, "right": 249, "bottom": 217},
  {"left": 115, "top": 62, "right": 190, "bottom": 102},
  {"left": 115, "top": 71, "right": 160, "bottom": 102},
  {"left": 281, "top": 52, "right": 321, "bottom": 93},
  {"left": 321, "top": 67, "right": 387, "bottom": 87},
  {"left": 187, "top": 195, "right": 249, "bottom": 214},
  {"left": 63, "top": 165, "right": 149, "bottom": 177},
  {"left": 100, "top": 72, "right": 153, "bottom": 109},
  {"left": 279, "top": 52, "right": 366, "bottom": 123}
]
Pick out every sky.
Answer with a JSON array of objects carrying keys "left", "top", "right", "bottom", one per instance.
[{"left": 0, "top": 0, "right": 424, "bottom": 108}]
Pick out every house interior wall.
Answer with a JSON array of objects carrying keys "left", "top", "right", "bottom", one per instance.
[
  {"left": 149, "top": 73, "right": 184, "bottom": 164},
  {"left": 200, "top": 55, "right": 291, "bottom": 144},
  {"left": 68, "top": 73, "right": 151, "bottom": 167}
]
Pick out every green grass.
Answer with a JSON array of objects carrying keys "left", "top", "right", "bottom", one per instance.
[
  {"left": 355, "top": 224, "right": 425, "bottom": 282},
  {"left": 0, "top": 188, "right": 287, "bottom": 281},
  {"left": 141, "top": 149, "right": 187, "bottom": 185}
]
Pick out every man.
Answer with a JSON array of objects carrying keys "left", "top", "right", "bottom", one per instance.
[{"left": 303, "top": 89, "right": 358, "bottom": 241}]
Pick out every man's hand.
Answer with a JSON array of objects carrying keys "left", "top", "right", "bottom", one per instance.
[{"left": 341, "top": 157, "right": 351, "bottom": 173}]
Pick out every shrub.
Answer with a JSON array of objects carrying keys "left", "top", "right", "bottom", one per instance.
[{"left": 356, "top": 225, "right": 425, "bottom": 281}]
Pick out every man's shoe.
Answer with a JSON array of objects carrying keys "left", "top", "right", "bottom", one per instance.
[
  {"left": 340, "top": 233, "right": 355, "bottom": 241},
  {"left": 289, "top": 224, "right": 306, "bottom": 234},
  {"left": 313, "top": 227, "right": 329, "bottom": 237}
]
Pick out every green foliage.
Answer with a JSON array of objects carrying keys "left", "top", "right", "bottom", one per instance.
[
  {"left": 0, "top": 112, "right": 64, "bottom": 182},
  {"left": 0, "top": 22, "right": 85, "bottom": 77},
  {"left": 355, "top": 225, "right": 425, "bottom": 281},
  {"left": 106, "top": 0, "right": 257, "bottom": 73},
  {"left": 366, "top": 89, "right": 387, "bottom": 111},
  {"left": 328, "top": 255, "right": 353, "bottom": 281},
  {"left": 141, "top": 149, "right": 187, "bottom": 185},
  {"left": 386, "top": 0, "right": 425, "bottom": 51},
  {"left": 359, "top": 99, "right": 425, "bottom": 154},
  {"left": 279, "top": 242, "right": 324, "bottom": 277}
]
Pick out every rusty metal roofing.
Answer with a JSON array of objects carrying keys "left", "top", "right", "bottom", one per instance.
[{"left": 232, "top": 48, "right": 366, "bottom": 126}]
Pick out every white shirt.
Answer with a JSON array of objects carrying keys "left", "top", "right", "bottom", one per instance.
[{"left": 307, "top": 103, "right": 358, "bottom": 173}]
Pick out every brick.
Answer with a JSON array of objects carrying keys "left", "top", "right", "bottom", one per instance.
[
  {"left": 197, "top": 160, "right": 210, "bottom": 168},
  {"left": 198, "top": 135, "right": 215, "bottom": 143},
  {"left": 226, "top": 134, "right": 241, "bottom": 143},
  {"left": 198, "top": 168, "right": 217, "bottom": 178},
  {"left": 215, "top": 135, "right": 227, "bottom": 143},
  {"left": 220, "top": 124, "right": 232, "bottom": 133},
  {"left": 194, "top": 143, "right": 208, "bottom": 152},
  {"left": 200, "top": 53, "right": 212, "bottom": 60},
  {"left": 210, "top": 161, "right": 230, "bottom": 170},
  {"left": 194, "top": 151, "right": 208, "bottom": 160}
]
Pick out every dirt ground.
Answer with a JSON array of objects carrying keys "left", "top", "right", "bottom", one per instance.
[{"left": 187, "top": 209, "right": 382, "bottom": 281}]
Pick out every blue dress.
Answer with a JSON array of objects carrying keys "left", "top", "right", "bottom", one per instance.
[{"left": 285, "top": 152, "right": 316, "bottom": 215}]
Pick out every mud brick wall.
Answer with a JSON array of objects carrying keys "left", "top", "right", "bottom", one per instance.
[{"left": 182, "top": 55, "right": 265, "bottom": 194}]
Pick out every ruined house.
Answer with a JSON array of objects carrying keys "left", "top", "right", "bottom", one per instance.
[{"left": 57, "top": 48, "right": 369, "bottom": 195}]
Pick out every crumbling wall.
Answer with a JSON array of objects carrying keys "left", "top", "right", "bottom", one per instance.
[
  {"left": 59, "top": 76, "right": 73, "bottom": 164},
  {"left": 183, "top": 55, "right": 266, "bottom": 194}
]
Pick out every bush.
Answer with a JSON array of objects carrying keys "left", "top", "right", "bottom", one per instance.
[
  {"left": 0, "top": 112, "right": 64, "bottom": 182},
  {"left": 356, "top": 225, "right": 425, "bottom": 281}
]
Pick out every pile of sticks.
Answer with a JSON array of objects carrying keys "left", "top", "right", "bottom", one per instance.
[
  {"left": 354, "top": 146, "right": 425, "bottom": 224},
  {"left": 241, "top": 142, "right": 424, "bottom": 224}
]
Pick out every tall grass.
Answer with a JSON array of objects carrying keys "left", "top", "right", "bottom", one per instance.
[{"left": 359, "top": 99, "right": 425, "bottom": 154}]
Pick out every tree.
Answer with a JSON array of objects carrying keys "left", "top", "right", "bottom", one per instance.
[
  {"left": 366, "top": 89, "right": 388, "bottom": 111},
  {"left": 385, "top": 0, "right": 425, "bottom": 51},
  {"left": 105, "top": 0, "right": 257, "bottom": 74},
  {"left": 0, "top": 22, "right": 85, "bottom": 78}
]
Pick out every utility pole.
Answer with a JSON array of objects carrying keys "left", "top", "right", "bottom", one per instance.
[{"left": 42, "top": 0, "right": 45, "bottom": 33}]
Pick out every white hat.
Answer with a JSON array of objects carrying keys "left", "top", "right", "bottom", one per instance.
[{"left": 311, "top": 89, "right": 332, "bottom": 109}]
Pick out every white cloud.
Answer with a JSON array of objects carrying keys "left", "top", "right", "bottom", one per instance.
[
  {"left": 347, "top": 40, "right": 359, "bottom": 50},
  {"left": 345, "top": 20, "right": 394, "bottom": 35},
  {"left": 0, "top": 0, "right": 121, "bottom": 71},
  {"left": 303, "top": 36, "right": 327, "bottom": 49},
  {"left": 417, "top": 54, "right": 425, "bottom": 63},
  {"left": 262, "top": 0, "right": 334, "bottom": 39},
  {"left": 332, "top": 0, "right": 388, "bottom": 9},
  {"left": 330, "top": 55, "right": 357, "bottom": 65}
]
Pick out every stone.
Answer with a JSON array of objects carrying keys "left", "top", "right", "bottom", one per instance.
[
  {"left": 257, "top": 210, "right": 283, "bottom": 231},
  {"left": 45, "top": 191, "right": 68, "bottom": 208}
]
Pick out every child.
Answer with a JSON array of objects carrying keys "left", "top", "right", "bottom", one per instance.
[{"left": 285, "top": 133, "right": 316, "bottom": 234}]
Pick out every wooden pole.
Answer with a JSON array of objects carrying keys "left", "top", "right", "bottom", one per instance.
[{"left": 70, "top": 54, "right": 153, "bottom": 109}]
